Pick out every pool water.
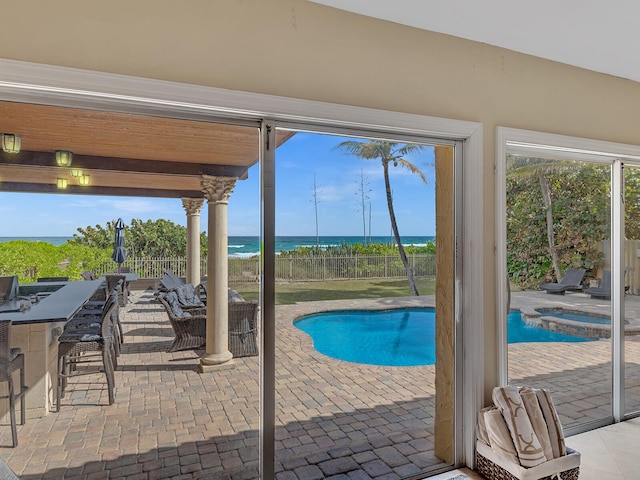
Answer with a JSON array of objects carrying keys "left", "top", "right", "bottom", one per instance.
[
  {"left": 535, "top": 308, "right": 611, "bottom": 325},
  {"left": 508, "top": 311, "right": 593, "bottom": 343},
  {"left": 295, "top": 309, "right": 435, "bottom": 367},
  {"left": 294, "top": 308, "right": 593, "bottom": 367}
]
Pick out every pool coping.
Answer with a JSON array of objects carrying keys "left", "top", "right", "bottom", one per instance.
[{"left": 519, "top": 306, "right": 640, "bottom": 339}]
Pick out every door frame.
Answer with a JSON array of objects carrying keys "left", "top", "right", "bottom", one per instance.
[
  {"left": 0, "top": 57, "right": 485, "bottom": 469},
  {"left": 496, "top": 126, "right": 640, "bottom": 434}
]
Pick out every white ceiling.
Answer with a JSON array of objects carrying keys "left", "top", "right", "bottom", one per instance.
[{"left": 311, "top": 0, "right": 640, "bottom": 83}]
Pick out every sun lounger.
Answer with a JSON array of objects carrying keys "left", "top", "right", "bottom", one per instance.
[
  {"left": 539, "top": 268, "right": 586, "bottom": 295},
  {"left": 585, "top": 269, "right": 611, "bottom": 299}
]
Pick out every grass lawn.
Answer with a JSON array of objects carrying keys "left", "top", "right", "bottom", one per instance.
[{"left": 232, "top": 277, "right": 435, "bottom": 305}]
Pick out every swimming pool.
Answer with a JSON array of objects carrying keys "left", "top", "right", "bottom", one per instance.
[
  {"left": 535, "top": 308, "right": 611, "bottom": 325},
  {"left": 294, "top": 308, "right": 592, "bottom": 367}
]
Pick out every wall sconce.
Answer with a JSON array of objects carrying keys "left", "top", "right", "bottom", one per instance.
[
  {"left": 1, "top": 134, "right": 21, "bottom": 154},
  {"left": 56, "top": 178, "right": 68, "bottom": 189},
  {"left": 70, "top": 169, "right": 83, "bottom": 177},
  {"left": 78, "top": 174, "right": 90, "bottom": 186},
  {"left": 55, "top": 150, "right": 73, "bottom": 167}
]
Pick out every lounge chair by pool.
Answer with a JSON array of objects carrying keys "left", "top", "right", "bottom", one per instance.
[
  {"left": 585, "top": 269, "right": 611, "bottom": 299},
  {"left": 540, "top": 268, "right": 586, "bottom": 295}
]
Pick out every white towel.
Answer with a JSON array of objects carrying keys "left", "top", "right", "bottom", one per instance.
[
  {"left": 492, "top": 386, "right": 547, "bottom": 467},
  {"left": 477, "top": 406, "right": 493, "bottom": 446},
  {"left": 520, "top": 387, "right": 553, "bottom": 461},
  {"left": 535, "top": 388, "right": 566, "bottom": 458},
  {"left": 484, "top": 408, "right": 520, "bottom": 465}
]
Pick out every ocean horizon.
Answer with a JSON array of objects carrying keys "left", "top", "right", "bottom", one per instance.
[{"left": 0, "top": 235, "right": 435, "bottom": 258}]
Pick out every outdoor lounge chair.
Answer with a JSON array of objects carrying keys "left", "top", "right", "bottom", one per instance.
[
  {"left": 158, "top": 291, "right": 206, "bottom": 352},
  {"left": 585, "top": 269, "right": 611, "bottom": 299},
  {"left": 159, "top": 269, "right": 185, "bottom": 292},
  {"left": 539, "top": 268, "right": 586, "bottom": 295}
]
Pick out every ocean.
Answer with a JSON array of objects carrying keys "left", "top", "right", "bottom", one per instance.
[{"left": 0, "top": 235, "right": 435, "bottom": 258}]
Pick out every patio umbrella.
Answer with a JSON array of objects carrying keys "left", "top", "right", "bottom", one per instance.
[{"left": 111, "top": 218, "right": 127, "bottom": 273}]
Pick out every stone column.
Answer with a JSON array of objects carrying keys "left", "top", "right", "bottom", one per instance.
[
  {"left": 199, "top": 175, "right": 237, "bottom": 372},
  {"left": 182, "top": 198, "right": 204, "bottom": 286}
]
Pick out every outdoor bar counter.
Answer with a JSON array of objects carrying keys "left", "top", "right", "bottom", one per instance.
[{"left": 0, "top": 279, "right": 105, "bottom": 419}]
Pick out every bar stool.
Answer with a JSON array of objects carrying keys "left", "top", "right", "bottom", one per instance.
[
  {"left": 0, "top": 320, "right": 28, "bottom": 447},
  {"left": 57, "top": 294, "right": 118, "bottom": 412}
]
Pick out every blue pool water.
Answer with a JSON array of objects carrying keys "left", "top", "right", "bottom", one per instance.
[
  {"left": 294, "top": 308, "right": 593, "bottom": 367},
  {"left": 535, "top": 308, "right": 611, "bottom": 325}
]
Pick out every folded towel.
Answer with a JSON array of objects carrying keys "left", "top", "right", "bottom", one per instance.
[
  {"left": 492, "top": 386, "right": 547, "bottom": 467},
  {"left": 520, "top": 387, "right": 553, "bottom": 461},
  {"left": 484, "top": 407, "right": 519, "bottom": 465},
  {"left": 477, "top": 406, "right": 493, "bottom": 446},
  {"left": 535, "top": 388, "right": 566, "bottom": 458}
]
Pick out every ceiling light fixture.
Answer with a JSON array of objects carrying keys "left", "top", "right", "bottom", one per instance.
[
  {"left": 78, "top": 174, "right": 90, "bottom": 186},
  {"left": 55, "top": 150, "right": 73, "bottom": 167},
  {"left": 70, "top": 169, "right": 83, "bottom": 177},
  {"left": 56, "top": 178, "right": 68, "bottom": 189},
  {"left": 1, "top": 134, "right": 21, "bottom": 154}
]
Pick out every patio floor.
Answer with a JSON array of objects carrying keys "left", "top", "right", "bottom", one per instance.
[{"left": 0, "top": 288, "right": 638, "bottom": 479}]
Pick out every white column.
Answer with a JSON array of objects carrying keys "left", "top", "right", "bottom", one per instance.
[
  {"left": 181, "top": 198, "right": 204, "bottom": 286},
  {"left": 199, "top": 175, "right": 237, "bottom": 371}
]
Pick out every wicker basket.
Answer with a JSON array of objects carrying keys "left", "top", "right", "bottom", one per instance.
[{"left": 475, "top": 441, "right": 580, "bottom": 480}]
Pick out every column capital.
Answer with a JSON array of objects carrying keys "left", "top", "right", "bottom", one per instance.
[
  {"left": 181, "top": 197, "right": 204, "bottom": 216},
  {"left": 201, "top": 175, "right": 237, "bottom": 204}
]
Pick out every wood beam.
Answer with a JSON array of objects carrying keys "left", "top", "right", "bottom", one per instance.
[
  {"left": 0, "top": 182, "right": 204, "bottom": 198},
  {"left": 0, "top": 151, "right": 249, "bottom": 178}
]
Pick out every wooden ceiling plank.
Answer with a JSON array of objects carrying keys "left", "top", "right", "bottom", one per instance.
[
  {"left": 0, "top": 182, "right": 204, "bottom": 198},
  {"left": 0, "top": 151, "right": 248, "bottom": 177}
]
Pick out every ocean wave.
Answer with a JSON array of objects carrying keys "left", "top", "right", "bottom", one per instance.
[{"left": 228, "top": 251, "right": 261, "bottom": 258}]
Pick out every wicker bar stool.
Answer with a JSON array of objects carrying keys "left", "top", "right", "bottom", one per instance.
[
  {"left": 57, "top": 294, "right": 118, "bottom": 411},
  {"left": 0, "top": 320, "right": 28, "bottom": 447}
]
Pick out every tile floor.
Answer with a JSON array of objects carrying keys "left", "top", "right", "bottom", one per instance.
[
  {"left": 433, "top": 418, "right": 640, "bottom": 480},
  {"left": 565, "top": 417, "right": 640, "bottom": 480}
]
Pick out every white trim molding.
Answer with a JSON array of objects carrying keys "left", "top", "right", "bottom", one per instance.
[{"left": 0, "top": 57, "right": 485, "bottom": 469}]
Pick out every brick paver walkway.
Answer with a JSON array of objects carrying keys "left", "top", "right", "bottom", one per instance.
[
  {"left": 0, "top": 290, "right": 439, "bottom": 479},
  {"left": 0, "top": 288, "right": 638, "bottom": 479}
]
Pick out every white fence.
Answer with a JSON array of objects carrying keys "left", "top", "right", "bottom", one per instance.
[{"left": 99, "top": 254, "right": 436, "bottom": 284}]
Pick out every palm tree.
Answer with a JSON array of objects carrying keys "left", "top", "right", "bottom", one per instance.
[{"left": 337, "top": 140, "right": 426, "bottom": 295}]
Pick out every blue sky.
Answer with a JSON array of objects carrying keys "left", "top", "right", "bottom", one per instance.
[{"left": 1, "top": 132, "right": 436, "bottom": 238}]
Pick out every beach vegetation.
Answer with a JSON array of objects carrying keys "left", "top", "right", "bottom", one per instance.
[
  {"left": 0, "top": 240, "right": 110, "bottom": 282},
  {"left": 279, "top": 240, "right": 435, "bottom": 257},
  {"left": 336, "top": 140, "right": 428, "bottom": 296},
  {"left": 71, "top": 218, "right": 208, "bottom": 257}
]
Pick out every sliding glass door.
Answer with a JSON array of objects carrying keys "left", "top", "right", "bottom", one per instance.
[
  {"left": 504, "top": 152, "right": 614, "bottom": 430},
  {"left": 270, "top": 128, "right": 459, "bottom": 478},
  {"left": 624, "top": 165, "right": 640, "bottom": 416},
  {"left": 499, "top": 128, "right": 640, "bottom": 434}
]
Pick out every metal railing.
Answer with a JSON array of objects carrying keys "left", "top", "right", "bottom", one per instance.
[{"left": 98, "top": 254, "right": 436, "bottom": 284}]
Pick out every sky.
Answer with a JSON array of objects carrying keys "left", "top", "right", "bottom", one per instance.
[{"left": 0, "top": 132, "right": 437, "bottom": 238}]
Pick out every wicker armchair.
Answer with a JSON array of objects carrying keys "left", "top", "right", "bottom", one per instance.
[
  {"left": 229, "top": 301, "right": 259, "bottom": 357},
  {"left": 158, "top": 291, "right": 206, "bottom": 352}
]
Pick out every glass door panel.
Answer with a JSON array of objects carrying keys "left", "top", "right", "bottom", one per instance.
[
  {"left": 505, "top": 154, "right": 613, "bottom": 429},
  {"left": 272, "top": 130, "right": 456, "bottom": 478},
  {"left": 624, "top": 165, "right": 640, "bottom": 415}
]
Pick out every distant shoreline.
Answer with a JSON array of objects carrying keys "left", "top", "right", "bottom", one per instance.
[{"left": 0, "top": 235, "right": 436, "bottom": 257}]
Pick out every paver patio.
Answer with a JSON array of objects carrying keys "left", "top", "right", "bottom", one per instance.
[{"left": 0, "top": 287, "right": 637, "bottom": 479}]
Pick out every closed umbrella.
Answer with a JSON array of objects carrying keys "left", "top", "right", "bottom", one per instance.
[{"left": 111, "top": 218, "right": 127, "bottom": 273}]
